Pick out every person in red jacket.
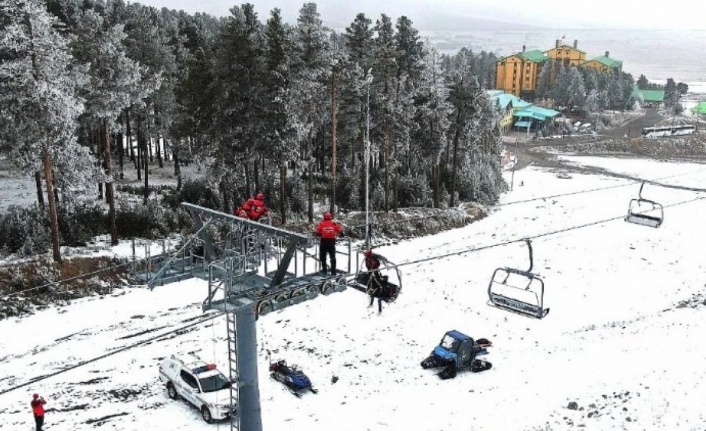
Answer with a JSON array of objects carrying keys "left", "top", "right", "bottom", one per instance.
[
  {"left": 315, "top": 212, "right": 343, "bottom": 275},
  {"left": 235, "top": 196, "right": 255, "bottom": 219},
  {"left": 249, "top": 193, "right": 269, "bottom": 222},
  {"left": 30, "top": 393, "right": 46, "bottom": 431}
]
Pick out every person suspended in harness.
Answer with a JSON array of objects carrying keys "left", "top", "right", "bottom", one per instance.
[
  {"left": 30, "top": 393, "right": 46, "bottom": 431},
  {"left": 315, "top": 212, "right": 343, "bottom": 275},
  {"left": 364, "top": 249, "right": 393, "bottom": 313}
]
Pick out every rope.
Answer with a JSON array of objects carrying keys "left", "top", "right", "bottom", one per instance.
[{"left": 391, "top": 195, "right": 705, "bottom": 271}]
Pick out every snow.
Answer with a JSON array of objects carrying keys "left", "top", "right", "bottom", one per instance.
[{"left": 3, "top": 157, "right": 706, "bottom": 430}]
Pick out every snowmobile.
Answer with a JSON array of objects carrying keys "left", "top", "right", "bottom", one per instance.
[
  {"left": 420, "top": 330, "right": 493, "bottom": 379},
  {"left": 267, "top": 351, "right": 318, "bottom": 397}
]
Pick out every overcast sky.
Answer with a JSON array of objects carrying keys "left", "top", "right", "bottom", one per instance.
[{"left": 130, "top": 0, "right": 704, "bottom": 30}]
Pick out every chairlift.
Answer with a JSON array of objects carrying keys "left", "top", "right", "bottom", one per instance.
[
  {"left": 487, "top": 239, "right": 549, "bottom": 319},
  {"left": 348, "top": 250, "right": 403, "bottom": 313},
  {"left": 625, "top": 182, "right": 664, "bottom": 228}
]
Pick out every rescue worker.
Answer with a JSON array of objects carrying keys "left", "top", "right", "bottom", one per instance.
[
  {"left": 315, "top": 212, "right": 343, "bottom": 275},
  {"left": 249, "top": 193, "right": 269, "bottom": 222},
  {"left": 30, "top": 393, "right": 46, "bottom": 431},
  {"left": 235, "top": 195, "right": 255, "bottom": 219}
]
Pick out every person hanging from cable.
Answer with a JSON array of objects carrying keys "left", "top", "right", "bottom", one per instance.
[
  {"left": 363, "top": 248, "right": 394, "bottom": 313},
  {"left": 315, "top": 212, "right": 343, "bottom": 275}
]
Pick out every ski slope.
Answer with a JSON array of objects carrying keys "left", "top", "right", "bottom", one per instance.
[{"left": 2, "top": 157, "right": 706, "bottom": 431}]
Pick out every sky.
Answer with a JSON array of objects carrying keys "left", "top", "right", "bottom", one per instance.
[{"left": 129, "top": 0, "right": 705, "bottom": 30}]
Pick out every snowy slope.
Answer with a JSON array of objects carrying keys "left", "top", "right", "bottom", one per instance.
[{"left": 2, "top": 158, "right": 706, "bottom": 431}]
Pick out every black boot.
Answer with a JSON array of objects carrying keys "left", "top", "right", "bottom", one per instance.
[{"left": 321, "top": 264, "right": 328, "bottom": 274}]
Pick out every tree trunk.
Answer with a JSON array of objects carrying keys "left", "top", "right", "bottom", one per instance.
[
  {"left": 393, "top": 173, "right": 399, "bottom": 213},
  {"left": 220, "top": 177, "right": 230, "bottom": 213},
  {"left": 253, "top": 159, "right": 259, "bottom": 194},
  {"left": 96, "top": 127, "right": 104, "bottom": 200},
  {"left": 174, "top": 146, "right": 182, "bottom": 191},
  {"left": 126, "top": 110, "right": 135, "bottom": 164},
  {"left": 34, "top": 171, "right": 44, "bottom": 209},
  {"left": 148, "top": 136, "right": 154, "bottom": 163},
  {"left": 331, "top": 70, "right": 338, "bottom": 214},
  {"left": 433, "top": 162, "right": 440, "bottom": 209},
  {"left": 244, "top": 158, "right": 251, "bottom": 198},
  {"left": 42, "top": 148, "right": 61, "bottom": 263},
  {"left": 117, "top": 130, "right": 124, "bottom": 180},
  {"left": 136, "top": 116, "right": 142, "bottom": 180},
  {"left": 384, "top": 123, "right": 390, "bottom": 213},
  {"left": 156, "top": 135, "right": 163, "bottom": 168},
  {"left": 450, "top": 108, "right": 463, "bottom": 207},
  {"left": 307, "top": 156, "right": 313, "bottom": 223},
  {"left": 102, "top": 118, "right": 118, "bottom": 246},
  {"left": 140, "top": 116, "right": 149, "bottom": 204},
  {"left": 279, "top": 164, "right": 286, "bottom": 225}
]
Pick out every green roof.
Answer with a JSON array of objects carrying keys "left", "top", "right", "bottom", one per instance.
[
  {"left": 519, "top": 49, "right": 548, "bottom": 63},
  {"left": 632, "top": 87, "right": 665, "bottom": 102},
  {"left": 513, "top": 106, "right": 560, "bottom": 121},
  {"left": 491, "top": 93, "right": 532, "bottom": 110},
  {"left": 589, "top": 55, "right": 623, "bottom": 68},
  {"left": 693, "top": 101, "right": 706, "bottom": 114}
]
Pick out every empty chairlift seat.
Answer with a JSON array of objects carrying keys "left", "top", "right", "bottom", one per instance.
[
  {"left": 487, "top": 239, "right": 549, "bottom": 319},
  {"left": 625, "top": 182, "right": 664, "bottom": 228}
]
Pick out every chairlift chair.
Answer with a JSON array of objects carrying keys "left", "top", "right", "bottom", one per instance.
[
  {"left": 625, "top": 182, "right": 664, "bottom": 228},
  {"left": 487, "top": 239, "right": 549, "bottom": 319},
  {"left": 349, "top": 251, "right": 403, "bottom": 308}
]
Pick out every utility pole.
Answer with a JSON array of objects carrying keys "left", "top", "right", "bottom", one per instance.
[{"left": 365, "top": 70, "right": 373, "bottom": 249}]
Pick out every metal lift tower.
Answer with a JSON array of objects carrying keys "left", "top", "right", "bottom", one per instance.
[{"left": 134, "top": 203, "right": 353, "bottom": 431}]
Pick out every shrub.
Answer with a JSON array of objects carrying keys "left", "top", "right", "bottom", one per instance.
[{"left": 163, "top": 179, "right": 221, "bottom": 211}]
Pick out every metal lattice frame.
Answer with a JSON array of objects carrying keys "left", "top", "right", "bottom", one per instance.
[{"left": 175, "top": 203, "right": 352, "bottom": 431}]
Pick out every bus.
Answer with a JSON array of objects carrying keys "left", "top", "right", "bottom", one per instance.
[{"left": 641, "top": 125, "right": 696, "bottom": 138}]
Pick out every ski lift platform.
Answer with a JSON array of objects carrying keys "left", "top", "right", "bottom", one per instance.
[{"left": 625, "top": 182, "right": 664, "bottom": 228}]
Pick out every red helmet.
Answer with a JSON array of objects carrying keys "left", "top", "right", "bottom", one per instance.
[
  {"left": 364, "top": 249, "right": 372, "bottom": 257},
  {"left": 256, "top": 193, "right": 265, "bottom": 201},
  {"left": 33, "top": 394, "right": 39, "bottom": 399},
  {"left": 323, "top": 212, "right": 332, "bottom": 220}
]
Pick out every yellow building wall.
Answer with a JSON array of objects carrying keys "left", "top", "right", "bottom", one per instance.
[
  {"left": 495, "top": 55, "right": 540, "bottom": 97},
  {"left": 583, "top": 60, "right": 610, "bottom": 73},
  {"left": 546, "top": 45, "right": 586, "bottom": 67}
]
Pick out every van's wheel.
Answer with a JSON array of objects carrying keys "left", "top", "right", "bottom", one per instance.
[
  {"left": 167, "top": 382, "right": 178, "bottom": 400},
  {"left": 201, "top": 406, "right": 213, "bottom": 423}
]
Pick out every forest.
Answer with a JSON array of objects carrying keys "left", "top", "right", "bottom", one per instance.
[{"left": 0, "top": 0, "right": 505, "bottom": 263}]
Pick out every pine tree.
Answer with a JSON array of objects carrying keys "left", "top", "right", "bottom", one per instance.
[
  {"left": 536, "top": 60, "right": 552, "bottom": 99},
  {"left": 0, "top": 0, "right": 89, "bottom": 263},
  {"left": 72, "top": 7, "right": 144, "bottom": 245},
  {"left": 263, "top": 8, "right": 296, "bottom": 225},
  {"left": 567, "top": 66, "right": 586, "bottom": 110},
  {"left": 637, "top": 74, "right": 649, "bottom": 89}
]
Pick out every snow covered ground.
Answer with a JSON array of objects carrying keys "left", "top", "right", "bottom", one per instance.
[{"left": 3, "top": 157, "right": 706, "bottom": 431}]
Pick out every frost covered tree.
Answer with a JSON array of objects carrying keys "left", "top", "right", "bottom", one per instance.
[
  {"left": 263, "top": 8, "right": 297, "bottom": 224},
  {"left": 536, "top": 60, "right": 552, "bottom": 100},
  {"left": 71, "top": 7, "right": 144, "bottom": 245},
  {"left": 291, "top": 2, "right": 329, "bottom": 221},
  {"left": 567, "top": 66, "right": 586, "bottom": 110},
  {"left": 0, "top": 0, "right": 88, "bottom": 263}
]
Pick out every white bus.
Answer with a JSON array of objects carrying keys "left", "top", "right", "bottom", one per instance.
[{"left": 641, "top": 125, "right": 696, "bottom": 138}]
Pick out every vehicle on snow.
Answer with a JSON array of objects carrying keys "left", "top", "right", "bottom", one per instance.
[
  {"left": 420, "top": 330, "right": 492, "bottom": 379},
  {"left": 158, "top": 354, "right": 235, "bottom": 423},
  {"left": 267, "top": 351, "right": 318, "bottom": 397}
]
